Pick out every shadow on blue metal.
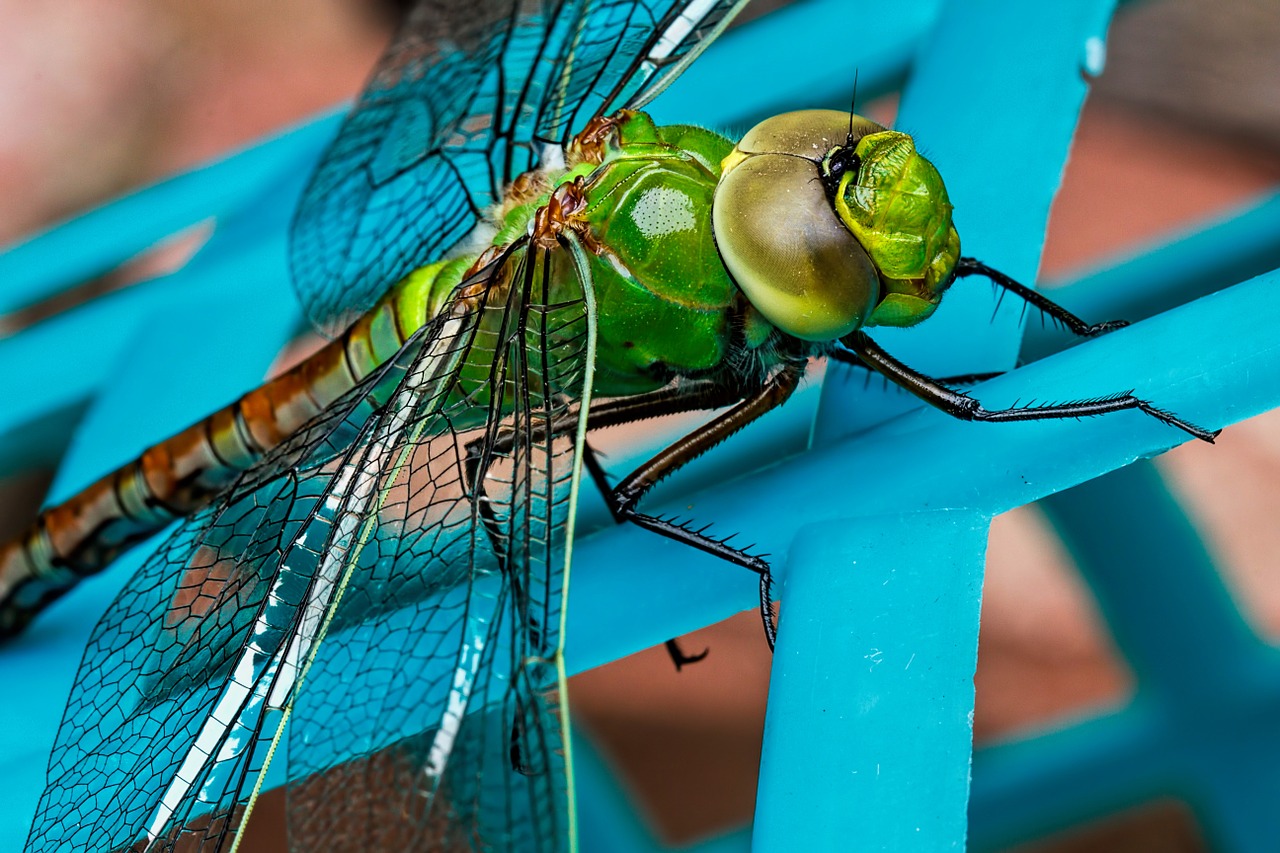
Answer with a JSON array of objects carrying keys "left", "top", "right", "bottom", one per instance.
[{"left": 2, "top": 0, "right": 1279, "bottom": 850}]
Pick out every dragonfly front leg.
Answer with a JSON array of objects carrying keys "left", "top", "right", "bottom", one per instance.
[
  {"left": 953, "top": 256, "right": 1128, "bottom": 337},
  {"left": 842, "top": 331, "right": 1220, "bottom": 442}
]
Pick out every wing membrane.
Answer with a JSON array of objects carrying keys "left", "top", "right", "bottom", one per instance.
[
  {"left": 25, "top": 237, "right": 595, "bottom": 853},
  {"left": 284, "top": 240, "right": 592, "bottom": 851},
  {"left": 289, "top": 0, "right": 748, "bottom": 335}
]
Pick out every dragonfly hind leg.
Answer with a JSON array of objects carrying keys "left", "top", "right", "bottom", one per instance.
[
  {"left": 581, "top": 444, "right": 737, "bottom": 665},
  {"left": 828, "top": 347, "right": 1004, "bottom": 388}
]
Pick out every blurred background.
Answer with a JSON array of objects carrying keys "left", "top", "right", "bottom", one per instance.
[{"left": 2, "top": 0, "right": 1279, "bottom": 850}]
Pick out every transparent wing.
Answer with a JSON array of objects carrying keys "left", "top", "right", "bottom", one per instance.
[
  {"left": 533, "top": 0, "right": 751, "bottom": 145},
  {"left": 284, "top": 238, "right": 594, "bottom": 851},
  {"left": 290, "top": 0, "right": 748, "bottom": 335},
  {"left": 24, "top": 238, "right": 595, "bottom": 853}
]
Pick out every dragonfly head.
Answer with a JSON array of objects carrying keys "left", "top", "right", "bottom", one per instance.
[{"left": 713, "top": 110, "right": 960, "bottom": 342}]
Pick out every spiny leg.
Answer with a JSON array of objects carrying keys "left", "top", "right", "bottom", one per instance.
[
  {"left": 954, "top": 256, "right": 1128, "bottom": 337},
  {"left": 828, "top": 347, "right": 1004, "bottom": 387},
  {"left": 591, "top": 364, "right": 806, "bottom": 650},
  {"left": 467, "top": 380, "right": 751, "bottom": 673},
  {"left": 470, "top": 368, "right": 801, "bottom": 656},
  {"left": 841, "top": 330, "right": 1219, "bottom": 442}
]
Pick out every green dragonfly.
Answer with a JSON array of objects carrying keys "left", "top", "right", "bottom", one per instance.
[{"left": 0, "top": 0, "right": 1217, "bottom": 850}]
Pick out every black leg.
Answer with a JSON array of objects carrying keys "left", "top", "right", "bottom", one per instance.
[
  {"left": 829, "top": 347, "right": 1003, "bottom": 387},
  {"left": 593, "top": 364, "right": 805, "bottom": 649},
  {"left": 842, "top": 331, "right": 1219, "bottom": 443},
  {"left": 470, "top": 368, "right": 801, "bottom": 652},
  {"left": 664, "top": 638, "right": 709, "bottom": 671},
  {"left": 584, "top": 379, "right": 747, "bottom": 431},
  {"left": 476, "top": 379, "right": 765, "bottom": 662},
  {"left": 472, "top": 378, "right": 749, "bottom": 490},
  {"left": 954, "top": 256, "right": 1127, "bottom": 338}
]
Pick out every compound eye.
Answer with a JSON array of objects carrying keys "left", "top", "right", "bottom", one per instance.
[{"left": 713, "top": 152, "right": 879, "bottom": 341}]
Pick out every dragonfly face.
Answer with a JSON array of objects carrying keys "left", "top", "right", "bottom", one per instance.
[{"left": 714, "top": 109, "right": 960, "bottom": 340}]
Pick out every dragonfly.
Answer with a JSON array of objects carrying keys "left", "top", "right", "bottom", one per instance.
[{"left": 0, "top": 0, "right": 1220, "bottom": 850}]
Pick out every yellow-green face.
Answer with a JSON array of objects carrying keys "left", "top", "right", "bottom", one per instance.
[
  {"left": 712, "top": 110, "right": 961, "bottom": 340},
  {"left": 832, "top": 131, "right": 960, "bottom": 327}
]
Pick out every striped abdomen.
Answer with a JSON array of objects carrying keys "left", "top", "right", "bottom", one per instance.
[{"left": 0, "top": 279, "right": 436, "bottom": 636}]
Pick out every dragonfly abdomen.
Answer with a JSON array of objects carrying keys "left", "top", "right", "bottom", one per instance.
[{"left": 0, "top": 280, "right": 432, "bottom": 635}]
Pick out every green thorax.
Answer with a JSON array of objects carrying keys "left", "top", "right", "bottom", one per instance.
[
  {"left": 382, "top": 110, "right": 745, "bottom": 400},
  {"left": 559, "top": 111, "right": 741, "bottom": 395}
]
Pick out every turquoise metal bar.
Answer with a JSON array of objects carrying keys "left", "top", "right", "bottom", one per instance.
[
  {"left": 575, "top": 729, "right": 753, "bottom": 853},
  {"left": 754, "top": 511, "right": 988, "bottom": 849},
  {"left": 1023, "top": 188, "right": 1280, "bottom": 362},
  {"left": 970, "top": 703, "right": 1176, "bottom": 849},
  {"left": 967, "top": 462, "right": 1280, "bottom": 852},
  {"left": 649, "top": 0, "right": 942, "bottom": 132},
  {"left": 574, "top": 728, "right": 667, "bottom": 853},
  {"left": 757, "top": 0, "right": 1116, "bottom": 846},
  {"left": 0, "top": 113, "right": 340, "bottom": 314},
  {"left": 0, "top": 160, "right": 311, "bottom": 484},
  {"left": 1047, "top": 464, "right": 1273, "bottom": 709}
]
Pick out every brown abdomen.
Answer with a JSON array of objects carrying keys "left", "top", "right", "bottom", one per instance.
[{"left": 0, "top": 294, "right": 415, "bottom": 636}]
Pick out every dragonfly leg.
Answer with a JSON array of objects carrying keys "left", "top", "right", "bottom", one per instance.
[
  {"left": 582, "top": 444, "right": 714, "bottom": 669},
  {"left": 664, "top": 638, "right": 709, "bottom": 671},
  {"left": 584, "top": 379, "right": 747, "bottom": 431},
  {"left": 954, "top": 256, "right": 1129, "bottom": 337},
  {"left": 841, "top": 331, "right": 1220, "bottom": 442},
  {"left": 596, "top": 364, "right": 806, "bottom": 649},
  {"left": 464, "top": 375, "right": 789, "bottom": 661},
  {"left": 468, "top": 379, "right": 749, "bottom": 511},
  {"left": 467, "top": 378, "right": 748, "bottom": 492},
  {"left": 829, "top": 347, "right": 1003, "bottom": 387}
]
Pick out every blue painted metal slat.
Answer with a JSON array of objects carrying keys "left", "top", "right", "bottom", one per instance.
[
  {"left": 756, "top": 0, "right": 1119, "bottom": 845},
  {"left": 755, "top": 511, "right": 988, "bottom": 850},
  {"left": 0, "top": 113, "right": 341, "bottom": 314}
]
